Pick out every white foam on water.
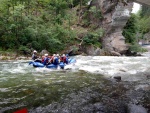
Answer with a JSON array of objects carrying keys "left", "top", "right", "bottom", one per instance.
[
  {"left": 10, "top": 68, "right": 26, "bottom": 74},
  {"left": 0, "top": 88, "right": 10, "bottom": 92},
  {"left": 73, "top": 56, "right": 150, "bottom": 78},
  {"left": 1, "top": 55, "right": 150, "bottom": 81}
]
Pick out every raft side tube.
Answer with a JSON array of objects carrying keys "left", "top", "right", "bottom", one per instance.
[
  {"left": 68, "top": 58, "right": 76, "bottom": 64},
  {"left": 29, "top": 61, "right": 34, "bottom": 65},
  {"left": 46, "top": 64, "right": 58, "bottom": 68},
  {"left": 33, "top": 62, "right": 45, "bottom": 67}
]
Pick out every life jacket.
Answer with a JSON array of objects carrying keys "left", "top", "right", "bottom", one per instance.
[
  {"left": 63, "top": 56, "right": 67, "bottom": 63},
  {"left": 41, "top": 56, "right": 45, "bottom": 62},
  {"left": 60, "top": 56, "right": 69, "bottom": 64},
  {"left": 60, "top": 56, "right": 64, "bottom": 62},
  {"left": 53, "top": 57, "right": 59, "bottom": 65},
  {"left": 43, "top": 57, "right": 49, "bottom": 65}
]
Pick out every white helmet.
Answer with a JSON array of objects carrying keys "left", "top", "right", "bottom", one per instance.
[
  {"left": 45, "top": 54, "right": 48, "bottom": 56},
  {"left": 33, "top": 50, "right": 37, "bottom": 53}
]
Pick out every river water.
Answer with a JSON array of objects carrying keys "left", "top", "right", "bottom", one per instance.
[{"left": 0, "top": 48, "right": 150, "bottom": 112}]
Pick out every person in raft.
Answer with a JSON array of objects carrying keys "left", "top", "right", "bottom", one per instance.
[
  {"left": 53, "top": 54, "right": 59, "bottom": 65},
  {"left": 32, "top": 50, "right": 38, "bottom": 60},
  {"left": 60, "top": 54, "right": 68, "bottom": 64},
  {"left": 42, "top": 54, "right": 50, "bottom": 65},
  {"left": 32, "top": 50, "right": 42, "bottom": 62}
]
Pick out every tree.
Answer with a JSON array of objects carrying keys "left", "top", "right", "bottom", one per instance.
[
  {"left": 137, "top": 5, "right": 150, "bottom": 35},
  {"left": 123, "top": 14, "right": 138, "bottom": 44}
]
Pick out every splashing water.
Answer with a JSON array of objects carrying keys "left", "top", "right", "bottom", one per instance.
[
  {"left": 0, "top": 55, "right": 150, "bottom": 112},
  {"left": 71, "top": 56, "right": 150, "bottom": 80}
]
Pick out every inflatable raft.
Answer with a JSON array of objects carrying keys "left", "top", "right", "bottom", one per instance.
[{"left": 29, "top": 58, "right": 76, "bottom": 69}]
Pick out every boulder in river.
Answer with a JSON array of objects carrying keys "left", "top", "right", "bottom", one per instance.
[
  {"left": 127, "top": 104, "right": 147, "bottom": 113},
  {"left": 113, "top": 76, "right": 121, "bottom": 81}
]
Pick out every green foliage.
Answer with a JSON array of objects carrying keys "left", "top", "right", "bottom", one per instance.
[
  {"left": 140, "top": 5, "right": 150, "bottom": 17},
  {"left": 0, "top": 47, "right": 2, "bottom": 51},
  {"left": 135, "top": 5, "right": 150, "bottom": 36},
  {"left": 83, "top": 28, "right": 104, "bottom": 47},
  {"left": 123, "top": 7, "right": 150, "bottom": 53},
  {"left": 122, "top": 7, "right": 150, "bottom": 53},
  {"left": 82, "top": 5, "right": 103, "bottom": 28},
  {"left": 0, "top": 0, "right": 77, "bottom": 53},
  {"left": 71, "top": 0, "right": 90, "bottom": 7},
  {"left": 89, "top": 6, "right": 103, "bottom": 19},
  {"left": 19, "top": 45, "right": 30, "bottom": 52},
  {"left": 122, "top": 14, "right": 138, "bottom": 44},
  {"left": 137, "top": 16, "right": 150, "bottom": 35},
  {"left": 129, "top": 43, "right": 148, "bottom": 53}
]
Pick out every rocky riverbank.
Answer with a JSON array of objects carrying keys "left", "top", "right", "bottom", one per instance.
[
  {"left": 29, "top": 71, "right": 150, "bottom": 113},
  {"left": 0, "top": 51, "right": 32, "bottom": 61}
]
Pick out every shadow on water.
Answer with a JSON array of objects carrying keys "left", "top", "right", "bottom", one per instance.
[{"left": 0, "top": 61, "right": 149, "bottom": 113}]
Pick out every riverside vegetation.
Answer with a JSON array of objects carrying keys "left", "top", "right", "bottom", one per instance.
[{"left": 0, "top": 0, "right": 150, "bottom": 56}]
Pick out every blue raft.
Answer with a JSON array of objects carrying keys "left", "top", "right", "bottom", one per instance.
[{"left": 29, "top": 58, "right": 76, "bottom": 69}]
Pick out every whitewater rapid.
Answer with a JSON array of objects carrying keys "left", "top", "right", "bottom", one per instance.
[
  {"left": 22, "top": 55, "right": 150, "bottom": 80},
  {"left": 1, "top": 55, "right": 150, "bottom": 82},
  {"left": 65, "top": 56, "right": 150, "bottom": 81}
]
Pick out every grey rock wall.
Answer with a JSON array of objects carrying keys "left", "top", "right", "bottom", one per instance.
[
  {"left": 89, "top": 0, "right": 133, "bottom": 55},
  {"left": 103, "top": 2, "right": 133, "bottom": 54}
]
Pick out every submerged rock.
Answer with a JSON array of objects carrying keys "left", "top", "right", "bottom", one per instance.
[
  {"left": 127, "top": 104, "right": 147, "bottom": 113},
  {"left": 114, "top": 76, "right": 121, "bottom": 81}
]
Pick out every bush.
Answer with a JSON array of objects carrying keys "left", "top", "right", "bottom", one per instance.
[
  {"left": 123, "top": 14, "right": 137, "bottom": 44},
  {"left": 89, "top": 6, "right": 103, "bottom": 19},
  {"left": 32, "top": 41, "right": 42, "bottom": 51},
  {"left": 129, "top": 43, "right": 148, "bottom": 53},
  {"left": 19, "top": 45, "right": 30, "bottom": 53},
  {"left": 83, "top": 28, "right": 104, "bottom": 47}
]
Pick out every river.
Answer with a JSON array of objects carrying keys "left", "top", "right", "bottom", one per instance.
[{"left": 0, "top": 48, "right": 150, "bottom": 113}]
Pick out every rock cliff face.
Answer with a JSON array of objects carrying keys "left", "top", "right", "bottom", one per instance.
[{"left": 90, "top": 0, "right": 133, "bottom": 55}]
